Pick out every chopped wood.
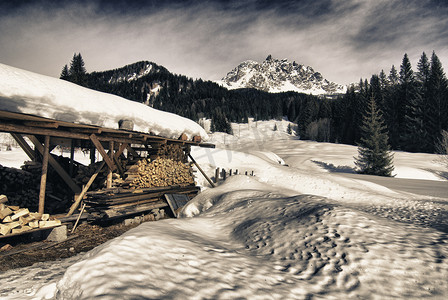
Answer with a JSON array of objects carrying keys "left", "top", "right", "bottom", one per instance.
[
  {"left": 41, "top": 214, "right": 50, "bottom": 221},
  {"left": 11, "top": 208, "right": 30, "bottom": 221},
  {"left": 0, "top": 195, "right": 8, "bottom": 204},
  {"left": 39, "top": 220, "right": 62, "bottom": 228},
  {"left": 0, "top": 224, "right": 11, "bottom": 235},
  {"left": 2, "top": 216, "right": 12, "bottom": 223},
  {"left": 29, "top": 220, "right": 39, "bottom": 228},
  {"left": 0, "top": 207, "right": 13, "bottom": 220},
  {"left": 8, "top": 206, "right": 20, "bottom": 211},
  {"left": 12, "top": 225, "right": 31, "bottom": 234}
]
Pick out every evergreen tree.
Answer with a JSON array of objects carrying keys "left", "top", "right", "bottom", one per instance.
[
  {"left": 399, "top": 53, "right": 417, "bottom": 150},
  {"left": 403, "top": 52, "right": 431, "bottom": 152},
  {"left": 60, "top": 64, "right": 69, "bottom": 80},
  {"left": 273, "top": 123, "right": 278, "bottom": 131},
  {"left": 427, "top": 51, "right": 448, "bottom": 152},
  {"left": 287, "top": 123, "right": 292, "bottom": 134},
  {"left": 69, "top": 53, "right": 87, "bottom": 86},
  {"left": 355, "top": 97, "right": 394, "bottom": 176}
]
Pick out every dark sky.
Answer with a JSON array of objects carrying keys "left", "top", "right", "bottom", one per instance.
[{"left": 1, "top": 0, "right": 447, "bottom": 85}]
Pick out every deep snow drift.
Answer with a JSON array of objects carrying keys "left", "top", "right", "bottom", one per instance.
[
  {"left": 0, "top": 63, "right": 207, "bottom": 140},
  {"left": 1, "top": 126, "right": 448, "bottom": 299}
]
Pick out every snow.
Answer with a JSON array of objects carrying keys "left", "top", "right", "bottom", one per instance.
[
  {"left": 1, "top": 115, "right": 448, "bottom": 298},
  {"left": 0, "top": 63, "right": 208, "bottom": 140}
]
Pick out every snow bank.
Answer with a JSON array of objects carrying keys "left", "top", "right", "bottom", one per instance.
[
  {"left": 0, "top": 63, "right": 208, "bottom": 140},
  {"left": 25, "top": 176, "right": 448, "bottom": 299}
]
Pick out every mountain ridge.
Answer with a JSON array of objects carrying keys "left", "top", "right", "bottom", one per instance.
[{"left": 217, "top": 55, "right": 346, "bottom": 95}]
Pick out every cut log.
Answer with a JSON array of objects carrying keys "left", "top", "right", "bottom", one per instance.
[
  {"left": 39, "top": 220, "right": 62, "bottom": 228},
  {"left": 0, "top": 195, "right": 8, "bottom": 204},
  {"left": 11, "top": 208, "right": 30, "bottom": 221},
  {"left": 0, "top": 224, "right": 11, "bottom": 236},
  {"left": 41, "top": 214, "right": 50, "bottom": 221},
  {"left": 2, "top": 216, "right": 12, "bottom": 223},
  {"left": 29, "top": 220, "right": 39, "bottom": 228},
  {"left": 0, "top": 207, "right": 13, "bottom": 219},
  {"left": 12, "top": 226, "right": 31, "bottom": 234}
]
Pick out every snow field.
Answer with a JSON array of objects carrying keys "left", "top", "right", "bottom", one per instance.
[{"left": 39, "top": 176, "right": 448, "bottom": 299}]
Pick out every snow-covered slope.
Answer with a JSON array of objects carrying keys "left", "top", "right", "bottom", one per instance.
[
  {"left": 0, "top": 63, "right": 208, "bottom": 140},
  {"left": 218, "top": 55, "right": 347, "bottom": 95},
  {"left": 1, "top": 126, "right": 448, "bottom": 298}
]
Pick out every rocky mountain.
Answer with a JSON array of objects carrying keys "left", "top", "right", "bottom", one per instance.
[{"left": 218, "top": 55, "right": 346, "bottom": 95}]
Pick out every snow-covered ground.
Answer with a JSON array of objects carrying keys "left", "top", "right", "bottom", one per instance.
[{"left": 1, "top": 119, "right": 448, "bottom": 299}]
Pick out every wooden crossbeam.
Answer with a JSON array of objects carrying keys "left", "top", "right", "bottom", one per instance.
[
  {"left": 90, "top": 134, "right": 116, "bottom": 171},
  {"left": 10, "top": 133, "right": 35, "bottom": 160},
  {"left": 66, "top": 161, "right": 106, "bottom": 216},
  {"left": 28, "top": 135, "right": 81, "bottom": 194}
]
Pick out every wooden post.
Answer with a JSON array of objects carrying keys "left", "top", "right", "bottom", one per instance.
[
  {"left": 29, "top": 135, "right": 81, "bottom": 193},
  {"left": 215, "top": 168, "right": 220, "bottom": 183},
  {"left": 90, "top": 144, "right": 96, "bottom": 164},
  {"left": 107, "top": 141, "right": 114, "bottom": 188},
  {"left": 188, "top": 154, "right": 215, "bottom": 188},
  {"left": 222, "top": 169, "right": 227, "bottom": 180},
  {"left": 66, "top": 161, "right": 106, "bottom": 216},
  {"left": 229, "top": 169, "right": 232, "bottom": 176},
  {"left": 38, "top": 135, "right": 50, "bottom": 214},
  {"left": 69, "top": 139, "right": 75, "bottom": 177}
]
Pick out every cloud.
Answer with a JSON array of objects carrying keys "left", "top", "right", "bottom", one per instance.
[{"left": 0, "top": 0, "right": 447, "bottom": 85}]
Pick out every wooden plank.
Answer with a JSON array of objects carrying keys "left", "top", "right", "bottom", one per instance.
[
  {"left": 107, "top": 141, "right": 114, "bottom": 188},
  {"left": 189, "top": 153, "right": 215, "bottom": 187},
  {"left": 10, "top": 133, "right": 35, "bottom": 160},
  {"left": 165, "top": 194, "right": 190, "bottom": 217},
  {"left": 90, "top": 134, "right": 116, "bottom": 171},
  {"left": 23, "top": 121, "right": 59, "bottom": 128},
  {"left": 66, "top": 160, "right": 106, "bottom": 216},
  {"left": 102, "top": 201, "right": 167, "bottom": 219},
  {"left": 28, "top": 135, "right": 81, "bottom": 194}
]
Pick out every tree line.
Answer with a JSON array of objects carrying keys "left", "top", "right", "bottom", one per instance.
[{"left": 60, "top": 51, "right": 447, "bottom": 155}]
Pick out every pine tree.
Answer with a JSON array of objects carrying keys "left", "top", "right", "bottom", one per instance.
[
  {"left": 60, "top": 64, "right": 70, "bottom": 80},
  {"left": 427, "top": 51, "right": 448, "bottom": 152},
  {"left": 355, "top": 97, "right": 394, "bottom": 177},
  {"left": 399, "top": 53, "right": 417, "bottom": 150},
  {"left": 69, "top": 53, "right": 87, "bottom": 86},
  {"left": 273, "top": 123, "right": 278, "bottom": 131}
]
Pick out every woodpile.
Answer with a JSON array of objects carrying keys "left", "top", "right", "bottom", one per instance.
[
  {"left": 0, "top": 195, "right": 61, "bottom": 236},
  {"left": 126, "top": 158, "right": 194, "bottom": 188},
  {"left": 0, "top": 160, "right": 73, "bottom": 214},
  {"left": 155, "top": 144, "right": 188, "bottom": 162}
]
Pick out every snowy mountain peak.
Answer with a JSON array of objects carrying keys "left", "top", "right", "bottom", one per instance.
[
  {"left": 218, "top": 56, "right": 346, "bottom": 95},
  {"left": 96, "top": 61, "right": 164, "bottom": 84}
]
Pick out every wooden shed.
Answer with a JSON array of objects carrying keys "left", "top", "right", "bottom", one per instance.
[{"left": 0, "top": 110, "right": 214, "bottom": 238}]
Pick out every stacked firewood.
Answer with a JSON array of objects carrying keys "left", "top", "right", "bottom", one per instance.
[
  {"left": 0, "top": 195, "right": 61, "bottom": 236},
  {"left": 126, "top": 158, "right": 194, "bottom": 188},
  {"left": 74, "top": 159, "right": 127, "bottom": 190},
  {"left": 154, "top": 144, "right": 188, "bottom": 162},
  {"left": 122, "top": 144, "right": 194, "bottom": 188}
]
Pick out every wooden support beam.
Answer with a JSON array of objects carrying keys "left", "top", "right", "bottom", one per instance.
[
  {"left": 90, "top": 145, "right": 96, "bottom": 164},
  {"left": 113, "top": 143, "right": 126, "bottom": 178},
  {"left": 90, "top": 134, "right": 116, "bottom": 171},
  {"left": 107, "top": 141, "right": 114, "bottom": 188},
  {"left": 28, "top": 135, "right": 81, "bottom": 194},
  {"left": 66, "top": 160, "right": 106, "bottom": 216},
  {"left": 115, "top": 142, "right": 128, "bottom": 159},
  {"left": 126, "top": 144, "right": 140, "bottom": 159},
  {"left": 38, "top": 136, "right": 50, "bottom": 214},
  {"left": 188, "top": 153, "right": 215, "bottom": 188},
  {"left": 69, "top": 139, "right": 75, "bottom": 177},
  {"left": 10, "top": 133, "right": 35, "bottom": 160}
]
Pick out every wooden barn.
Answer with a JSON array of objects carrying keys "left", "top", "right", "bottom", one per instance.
[{"left": 0, "top": 110, "right": 214, "bottom": 239}]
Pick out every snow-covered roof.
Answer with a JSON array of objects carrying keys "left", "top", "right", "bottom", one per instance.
[{"left": 0, "top": 63, "right": 208, "bottom": 141}]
